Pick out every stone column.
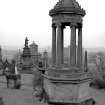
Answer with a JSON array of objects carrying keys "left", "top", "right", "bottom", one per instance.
[
  {"left": 52, "top": 24, "right": 56, "bottom": 66},
  {"left": 61, "top": 26, "right": 64, "bottom": 65},
  {"left": 56, "top": 23, "right": 62, "bottom": 66},
  {"left": 70, "top": 22, "right": 77, "bottom": 66},
  {"left": 77, "top": 24, "right": 82, "bottom": 66}
]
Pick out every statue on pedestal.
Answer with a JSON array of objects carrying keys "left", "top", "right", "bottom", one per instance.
[{"left": 25, "top": 37, "right": 29, "bottom": 48}]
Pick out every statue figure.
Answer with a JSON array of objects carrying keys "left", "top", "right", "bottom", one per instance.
[{"left": 25, "top": 37, "right": 29, "bottom": 47}]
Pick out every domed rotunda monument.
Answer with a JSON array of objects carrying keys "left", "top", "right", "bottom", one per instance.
[
  {"left": 43, "top": 0, "right": 94, "bottom": 105},
  {"left": 50, "top": 0, "right": 85, "bottom": 67}
]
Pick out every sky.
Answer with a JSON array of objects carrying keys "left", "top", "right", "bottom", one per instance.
[{"left": 0, "top": 0, "right": 105, "bottom": 49}]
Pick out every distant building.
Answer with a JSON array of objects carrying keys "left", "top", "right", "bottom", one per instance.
[{"left": 30, "top": 41, "right": 39, "bottom": 66}]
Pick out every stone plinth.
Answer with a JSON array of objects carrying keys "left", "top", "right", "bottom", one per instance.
[
  {"left": 44, "top": 80, "right": 91, "bottom": 104},
  {"left": 43, "top": 67, "right": 92, "bottom": 104}
]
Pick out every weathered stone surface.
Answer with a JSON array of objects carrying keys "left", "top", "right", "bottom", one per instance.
[{"left": 44, "top": 78, "right": 92, "bottom": 103}]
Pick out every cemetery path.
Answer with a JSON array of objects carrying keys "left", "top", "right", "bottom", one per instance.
[
  {"left": 0, "top": 74, "right": 47, "bottom": 105},
  {"left": 0, "top": 87, "right": 48, "bottom": 105},
  {"left": 0, "top": 87, "right": 35, "bottom": 105}
]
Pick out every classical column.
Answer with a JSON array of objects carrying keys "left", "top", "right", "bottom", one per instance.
[
  {"left": 77, "top": 24, "right": 82, "bottom": 66},
  {"left": 56, "top": 23, "right": 62, "bottom": 66},
  {"left": 70, "top": 22, "right": 76, "bottom": 66},
  {"left": 52, "top": 24, "right": 56, "bottom": 66},
  {"left": 61, "top": 26, "right": 64, "bottom": 65}
]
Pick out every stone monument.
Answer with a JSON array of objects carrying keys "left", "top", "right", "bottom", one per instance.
[
  {"left": 22, "top": 37, "right": 41, "bottom": 72},
  {"left": 43, "top": 0, "right": 94, "bottom": 105},
  {"left": 22, "top": 37, "right": 32, "bottom": 71}
]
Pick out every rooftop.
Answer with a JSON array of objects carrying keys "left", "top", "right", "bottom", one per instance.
[{"left": 30, "top": 41, "right": 38, "bottom": 47}]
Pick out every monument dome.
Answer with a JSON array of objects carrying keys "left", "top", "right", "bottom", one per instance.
[{"left": 49, "top": 0, "right": 85, "bottom": 17}]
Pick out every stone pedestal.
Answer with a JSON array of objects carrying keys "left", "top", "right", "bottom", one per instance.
[{"left": 43, "top": 67, "right": 93, "bottom": 105}]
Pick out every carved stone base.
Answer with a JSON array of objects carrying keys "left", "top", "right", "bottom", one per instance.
[{"left": 43, "top": 67, "right": 93, "bottom": 105}]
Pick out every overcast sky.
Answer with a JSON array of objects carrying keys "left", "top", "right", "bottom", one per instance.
[{"left": 0, "top": 0, "right": 105, "bottom": 49}]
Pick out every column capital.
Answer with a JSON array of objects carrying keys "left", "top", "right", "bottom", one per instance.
[
  {"left": 70, "top": 22, "right": 77, "bottom": 28},
  {"left": 52, "top": 24, "right": 56, "bottom": 28},
  {"left": 56, "top": 23, "right": 62, "bottom": 27}
]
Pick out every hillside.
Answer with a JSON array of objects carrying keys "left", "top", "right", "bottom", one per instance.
[{"left": 1, "top": 45, "right": 105, "bottom": 61}]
